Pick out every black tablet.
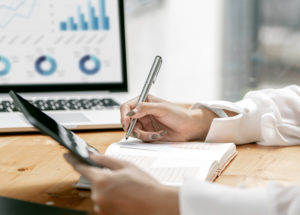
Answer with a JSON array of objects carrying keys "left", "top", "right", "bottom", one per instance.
[{"left": 9, "top": 90, "right": 102, "bottom": 168}]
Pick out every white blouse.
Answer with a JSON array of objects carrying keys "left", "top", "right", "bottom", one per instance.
[{"left": 180, "top": 85, "right": 300, "bottom": 215}]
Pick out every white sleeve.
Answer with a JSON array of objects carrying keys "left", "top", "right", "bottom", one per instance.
[
  {"left": 192, "top": 85, "right": 300, "bottom": 146},
  {"left": 180, "top": 180, "right": 300, "bottom": 215}
]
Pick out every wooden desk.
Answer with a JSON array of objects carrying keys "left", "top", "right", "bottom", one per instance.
[{"left": 0, "top": 131, "right": 300, "bottom": 214}]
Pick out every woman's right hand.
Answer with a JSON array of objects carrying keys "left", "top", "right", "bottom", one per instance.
[{"left": 120, "top": 95, "right": 217, "bottom": 142}]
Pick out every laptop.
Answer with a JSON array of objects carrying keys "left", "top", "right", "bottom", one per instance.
[{"left": 0, "top": 0, "right": 128, "bottom": 133}]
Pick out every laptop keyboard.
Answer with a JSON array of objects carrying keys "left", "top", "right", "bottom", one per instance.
[{"left": 0, "top": 98, "right": 120, "bottom": 112}]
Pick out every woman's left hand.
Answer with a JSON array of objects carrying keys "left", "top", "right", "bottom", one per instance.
[{"left": 64, "top": 152, "right": 179, "bottom": 215}]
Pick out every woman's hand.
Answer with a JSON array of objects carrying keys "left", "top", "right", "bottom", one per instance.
[
  {"left": 64, "top": 152, "right": 179, "bottom": 215},
  {"left": 120, "top": 95, "right": 217, "bottom": 142}
]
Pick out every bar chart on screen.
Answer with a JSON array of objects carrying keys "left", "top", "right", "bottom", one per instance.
[{"left": 59, "top": 0, "right": 110, "bottom": 32}]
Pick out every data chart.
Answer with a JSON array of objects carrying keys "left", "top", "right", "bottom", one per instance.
[{"left": 0, "top": 0, "right": 123, "bottom": 85}]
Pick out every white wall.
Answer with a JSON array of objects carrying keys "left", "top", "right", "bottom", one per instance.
[{"left": 125, "top": 0, "right": 223, "bottom": 103}]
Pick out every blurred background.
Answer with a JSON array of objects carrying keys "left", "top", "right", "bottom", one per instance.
[{"left": 124, "top": 0, "right": 300, "bottom": 103}]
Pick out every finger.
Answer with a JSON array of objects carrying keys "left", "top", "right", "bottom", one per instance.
[
  {"left": 130, "top": 102, "right": 169, "bottom": 119},
  {"left": 132, "top": 118, "right": 167, "bottom": 140},
  {"left": 121, "top": 116, "right": 130, "bottom": 132},
  {"left": 64, "top": 153, "right": 102, "bottom": 182},
  {"left": 120, "top": 97, "right": 139, "bottom": 131},
  {"left": 146, "top": 94, "right": 168, "bottom": 103},
  {"left": 125, "top": 118, "right": 142, "bottom": 137},
  {"left": 89, "top": 153, "right": 130, "bottom": 170},
  {"left": 120, "top": 95, "right": 168, "bottom": 130},
  {"left": 136, "top": 116, "right": 165, "bottom": 135},
  {"left": 130, "top": 121, "right": 143, "bottom": 139},
  {"left": 133, "top": 127, "right": 167, "bottom": 142},
  {"left": 149, "top": 115, "right": 161, "bottom": 131}
]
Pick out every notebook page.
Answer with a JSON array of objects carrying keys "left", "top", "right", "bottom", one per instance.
[
  {"left": 170, "top": 142, "right": 237, "bottom": 168},
  {"left": 112, "top": 139, "right": 235, "bottom": 164},
  {"left": 106, "top": 142, "right": 219, "bottom": 186},
  {"left": 75, "top": 139, "right": 235, "bottom": 189}
]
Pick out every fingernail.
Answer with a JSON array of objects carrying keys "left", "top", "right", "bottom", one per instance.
[
  {"left": 151, "top": 134, "right": 159, "bottom": 140},
  {"left": 126, "top": 110, "right": 136, "bottom": 117},
  {"left": 122, "top": 124, "right": 126, "bottom": 131},
  {"left": 132, "top": 131, "right": 139, "bottom": 138},
  {"left": 160, "top": 130, "right": 167, "bottom": 137}
]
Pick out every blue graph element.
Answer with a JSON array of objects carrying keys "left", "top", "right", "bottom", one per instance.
[
  {"left": 0, "top": 0, "right": 37, "bottom": 28},
  {"left": 0, "top": 56, "right": 11, "bottom": 76},
  {"left": 35, "top": 56, "right": 57, "bottom": 76},
  {"left": 60, "top": 0, "right": 110, "bottom": 32},
  {"left": 79, "top": 55, "right": 101, "bottom": 75}
]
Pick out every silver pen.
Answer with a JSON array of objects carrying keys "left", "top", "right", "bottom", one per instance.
[{"left": 125, "top": 56, "right": 163, "bottom": 140}]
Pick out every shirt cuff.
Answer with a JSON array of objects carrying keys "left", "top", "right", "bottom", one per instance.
[
  {"left": 179, "top": 179, "right": 272, "bottom": 215},
  {"left": 191, "top": 99, "right": 262, "bottom": 144}
]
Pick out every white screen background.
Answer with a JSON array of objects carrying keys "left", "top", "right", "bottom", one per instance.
[{"left": 0, "top": 0, "right": 123, "bottom": 85}]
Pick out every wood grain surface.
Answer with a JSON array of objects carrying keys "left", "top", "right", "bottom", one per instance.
[{"left": 0, "top": 131, "right": 299, "bottom": 214}]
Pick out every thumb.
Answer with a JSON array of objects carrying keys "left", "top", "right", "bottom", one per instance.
[{"left": 129, "top": 102, "right": 169, "bottom": 119}]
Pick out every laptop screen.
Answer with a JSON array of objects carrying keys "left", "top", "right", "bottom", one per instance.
[{"left": 0, "top": 0, "right": 127, "bottom": 93}]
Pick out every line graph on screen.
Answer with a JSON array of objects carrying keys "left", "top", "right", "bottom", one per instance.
[{"left": 0, "top": 0, "right": 37, "bottom": 28}]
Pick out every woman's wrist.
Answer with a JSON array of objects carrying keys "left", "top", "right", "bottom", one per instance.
[
  {"left": 187, "top": 108, "right": 217, "bottom": 141},
  {"left": 224, "top": 109, "right": 238, "bottom": 117},
  {"left": 186, "top": 108, "right": 238, "bottom": 141}
]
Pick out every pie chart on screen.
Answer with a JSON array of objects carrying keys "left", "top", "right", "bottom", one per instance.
[
  {"left": 79, "top": 55, "right": 101, "bottom": 75},
  {"left": 35, "top": 56, "right": 57, "bottom": 76},
  {"left": 0, "top": 56, "right": 11, "bottom": 76}
]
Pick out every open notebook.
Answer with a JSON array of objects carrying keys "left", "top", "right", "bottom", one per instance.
[{"left": 75, "top": 138, "right": 237, "bottom": 188}]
